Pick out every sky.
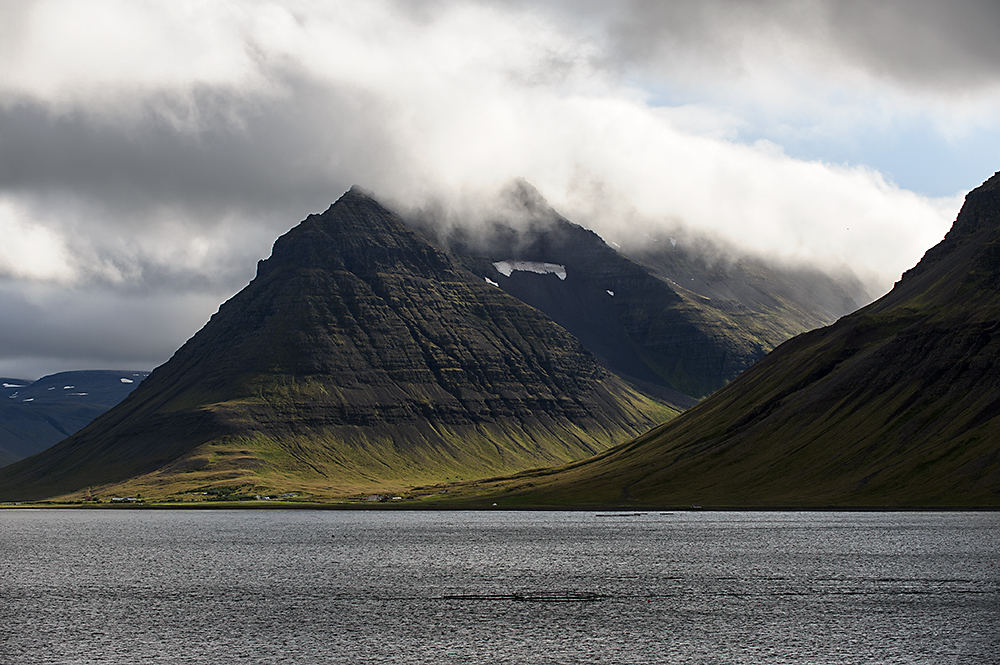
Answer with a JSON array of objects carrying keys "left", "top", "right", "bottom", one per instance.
[{"left": 2, "top": 0, "right": 1000, "bottom": 380}]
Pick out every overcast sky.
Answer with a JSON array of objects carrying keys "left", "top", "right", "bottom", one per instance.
[{"left": 2, "top": 0, "right": 999, "bottom": 379}]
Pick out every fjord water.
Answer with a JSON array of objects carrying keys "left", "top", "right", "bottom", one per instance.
[{"left": 2, "top": 510, "right": 997, "bottom": 664}]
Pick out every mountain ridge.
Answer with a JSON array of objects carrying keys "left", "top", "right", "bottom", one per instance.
[{"left": 415, "top": 180, "right": 867, "bottom": 401}]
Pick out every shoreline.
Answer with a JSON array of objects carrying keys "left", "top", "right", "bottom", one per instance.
[{"left": 2, "top": 501, "right": 998, "bottom": 512}]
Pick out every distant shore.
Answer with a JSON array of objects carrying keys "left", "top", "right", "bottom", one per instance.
[{"left": 3, "top": 501, "right": 997, "bottom": 512}]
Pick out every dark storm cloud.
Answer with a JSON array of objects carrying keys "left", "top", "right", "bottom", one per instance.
[
  {"left": 0, "top": 75, "right": 399, "bottom": 226},
  {"left": 825, "top": 1, "right": 1000, "bottom": 89},
  {"left": 538, "top": 0, "right": 1000, "bottom": 93},
  {"left": 0, "top": 280, "right": 222, "bottom": 378}
]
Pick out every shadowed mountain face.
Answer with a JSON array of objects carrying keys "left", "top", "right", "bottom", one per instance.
[
  {"left": 0, "top": 188, "right": 673, "bottom": 501},
  {"left": 424, "top": 181, "right": 867, "bottom": 401},
  {"left": 479, "top": 173, "right": 1000, "bottom": 508}
]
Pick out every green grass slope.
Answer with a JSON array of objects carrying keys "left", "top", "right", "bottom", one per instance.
[{"left": 463, "top": 172, "right": 1000, "bottom": 508}]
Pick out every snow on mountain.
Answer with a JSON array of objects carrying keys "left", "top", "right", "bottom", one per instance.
[{"left": 492, "top": 260, "right": 567, "bottom": 280}]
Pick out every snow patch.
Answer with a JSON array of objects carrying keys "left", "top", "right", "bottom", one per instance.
[
  {"left": 22, "top": 398, "right": 33, "bottom": 402},
  {"left": 63, "top": 385, "right": 74, "bottom": 390},
  {"left": 484, "top": 277, "right": 499, "bottom": 287},
  {"left": 120, "top": 377, "right": 134, "bottom": 384},
  {"left": 492, "top": 260, "right": 567, "bottom": 281},
  {"left": 2, "top": 382, "right": 26, "bottom": 388},
  {"left": 68, "top": 392, "right": 89, "bottom": 396},
  {"left": 606, "top": 290, "right": 614, "bottom": 296}
]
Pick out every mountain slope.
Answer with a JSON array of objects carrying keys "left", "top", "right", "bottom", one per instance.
[
  {"left": 0, "top": 371, "right": 148, "bottom": 467},
  {"left": 619, "top": 238, "right": 867, "bottom": 346},
  {"left": 467, "top": 173, "right": 1000, "bottom": 508},
  {"left": 424, "top": 181, "right": 866, "bottom": 401},
  {"left": 0, "top": 188, "right": 673, "bottom": 501}
]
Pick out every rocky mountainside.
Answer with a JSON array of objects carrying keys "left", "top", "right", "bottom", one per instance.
[
  {"left": 471, "top": 173, "right": 1000, "bottom": 508},
  {"left": 422, "top": 181, "right": 867, "bottom": 401},
  {"left": 0, "top": 188, "right": 673, "bottom": 501},
  {"left": 0, "top": 370, "right": 148, "bottom": 467}
]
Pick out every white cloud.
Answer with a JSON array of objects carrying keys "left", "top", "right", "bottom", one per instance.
[
  {"left": 1, "top": 0, "right": 262, "bottom": 115},
  {"left": 0, "top": 196, "right": 76, "bottom": 282},
  {"left": 0, "top": 0, "right": 988, "bottom": 374}
]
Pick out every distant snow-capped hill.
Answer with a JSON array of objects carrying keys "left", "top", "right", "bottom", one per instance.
[{"left": 0, "top": 370, "right": 148, "bottom": 466}]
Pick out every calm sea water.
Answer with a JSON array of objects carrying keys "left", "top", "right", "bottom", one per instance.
[{"left": 1, "top": 509, "right": 997, "bottom": 664}]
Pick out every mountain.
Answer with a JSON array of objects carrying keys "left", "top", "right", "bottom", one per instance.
[
  {"left": 463, "top": 173, "right": 1000, "bottom": 508},
  {"left": 419, "top": 181, "right": 868, "bottom": 401},
  {"left": 0, "top": 371, "right": 148, "bottom": 467},
  {"left": 0, "top": 188, "right": 674, "bottom": 502},
  {"left": 618, "top": 236, "right": 867, "bottom": 346}
]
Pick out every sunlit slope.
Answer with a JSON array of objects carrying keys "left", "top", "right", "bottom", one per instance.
[
  {"left": 481, "top": 173, "right": 1000, "bottom": 508},
  {"left": 0, "top": 189, "right": 674, "bottom": 501}
]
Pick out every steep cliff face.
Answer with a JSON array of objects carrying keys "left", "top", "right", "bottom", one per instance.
[
  {"left": 0, "top": 188, "right": 672, "bottom": 501},
  {"left": 477, "top": 173, "right": 1000, "bottom": 508}
]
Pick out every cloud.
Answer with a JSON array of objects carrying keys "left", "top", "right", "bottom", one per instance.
[
  {"left": 0, "top": 280, "right": 222, "bottom": 379},
  {"left": 0, "top": 195, "right": 75, "bottom": 282},
  {"left": 0, "top": 0, "right": 987, "bottom": 376},
  {"left": 589, "top": 1, "right": 1000, "bottom": 106},
  {"left": 555, "top": 144, "right": 960, "bottom": 292},
  {"left": 0, "top": 0, "right": 263, "bottom": 113}
]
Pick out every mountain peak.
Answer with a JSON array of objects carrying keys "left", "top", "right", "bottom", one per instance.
[
  {"left": 483, "top": 169, "right": 1000, "bottom": 508},
  {"left": 949, "top": 171, "right": 1000, "bottom": 238},
  {"left": 895, "top": 172, "right": 1000, "bottom": 286},
  {"left": 500, "top": 178, "right": 551, "bottom": 217},
  {"left": 258, "top": 186, "right": 453, "bottom": 282},
  {"left": 975, "top": 170, "right": 1000, "bottom": 192}
]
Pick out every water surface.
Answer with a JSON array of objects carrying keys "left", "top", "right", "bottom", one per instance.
[{"left": 2, "top": 510, "right": 997, "bottom": 663}]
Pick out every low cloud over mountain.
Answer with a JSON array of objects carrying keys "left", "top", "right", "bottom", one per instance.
[{"left": 3, "top": 1, "right": 996, "bottom": 377}]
